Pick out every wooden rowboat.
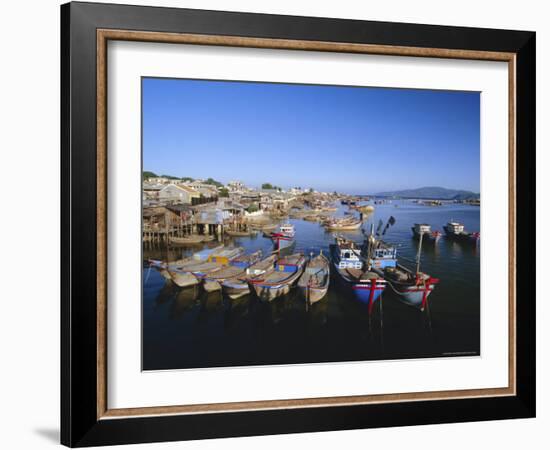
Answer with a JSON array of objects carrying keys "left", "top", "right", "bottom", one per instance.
[
  {"left": 169, "top": 235, "right": 204, "bottom": 245},
  {"left": 250, "top": 253, "right": 305, "bottom": 302},
  {"left": 298, "top": 252, "right": 330, "bottom": 305},
  {"left": 221, "top": 254, "right": 277, "bottom": 299}
]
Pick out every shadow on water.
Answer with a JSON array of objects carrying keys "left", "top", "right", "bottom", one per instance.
[{"left": 143, "top": 201, "right": 480, "bottom": 370}]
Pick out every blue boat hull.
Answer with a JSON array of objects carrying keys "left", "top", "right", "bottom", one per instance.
[{"left": 329, "top": 245, "right": 385, "bottom": 313}]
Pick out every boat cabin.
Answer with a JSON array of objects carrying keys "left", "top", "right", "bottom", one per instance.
[
  {"left": 446, "top": 222, "right": 465, "bottom": 234},
  {"left": 413, "top": 223, "right": 432, "bottom": 234},
  {"left": 278, "top": 224, "right": 295, "bottom": 237},
  {"left": 369, "top": 246, "right": 397, "bottom": 270},
  {"left": 335, "top": 244, "right": 363, "bottom": 270}
]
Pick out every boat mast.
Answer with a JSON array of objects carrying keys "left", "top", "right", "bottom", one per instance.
[{"left": 415, "top": 231, "right": 424, "bottom": 274}]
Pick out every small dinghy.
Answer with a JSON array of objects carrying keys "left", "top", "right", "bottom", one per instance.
[
  {"left": 250, "top": 253, "right": 305, "bottom": 302},
  {"left": 298, "top": 252, "right": 330, "bottom": 305},
  {"left": 148, "top": 245, "right": 224, "bottom": 283},
  {"left": 221, "top": 254, "right": 277, "bottom": 299},
  {"left": 169, "top": 235, "right": 204, "bottom": 245},
  {"left": 167, "top": 247, "right": 242, "bottom": 288},
  {"left": 202, "top": 250, "right": 263, "bottom": 293}
]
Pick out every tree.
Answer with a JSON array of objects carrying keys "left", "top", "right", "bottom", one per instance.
[
  {"left": 261, "top": 183, "right": 274, "bottom": 190},
  {"left": 204, "top": 177, "right": 223, "bottom": 188},
  {"left": 142, "top": 171, "right": 157, "bottom": 180},
  {"left": 219, "top": 187, "right": 229, "bottom": 198},
  {"left": 246, "top": 203, "right": 259, "bottom": 213},
  {"left": 180, "top": 176, "right": 194, "bottom": 182}
]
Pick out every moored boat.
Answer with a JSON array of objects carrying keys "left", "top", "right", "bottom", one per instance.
[
  {"left": 271, "top": 224, "right": 296, "bottom": 255},
  {"left": 329, "top": 237, "right": 386, "bottom": 314},
  {"left": 169, "top": 235, "right": 205, "bottom": 245},
  {"left": 411, "top": 223, "right": 442, "bottom": 243},
  {"left": 148, "top": 245, "right": 224, "bottom": 282},
  {"left": 365, "top": 234, "right": 439, "bottom": 310},
  {"left": 325, "top": 217, "right": 362, "bottom": 231},
  {"left": 202, "top": 250, "right": 263, "bottom": 292},
  {"left": 221, "top": 254, "right": 277, "bottom": 299},
  {"left": 298, "top": 252, "right": 330, "bottom": 305},
  {"left": 250, "top": 253, "right": 305, "bottom": 302},
  {"left": 443, "top": 221, "right": 480, "bottom": 243},
  {"left": 225, "top": 229, "right": 254, "bottom": 237},
  {"left": 167, "top": 246, "right": 242, "bottom": 288}
]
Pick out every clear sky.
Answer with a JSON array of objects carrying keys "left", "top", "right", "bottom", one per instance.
[{"left": 142, "top": 77, "right": 480, "bottom": 194}]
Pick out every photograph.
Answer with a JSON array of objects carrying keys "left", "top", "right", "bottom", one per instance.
[{"left": 141, "top": 77, "right": 481, "bottom": 371}]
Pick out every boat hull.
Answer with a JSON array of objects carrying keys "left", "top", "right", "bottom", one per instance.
[
  {"left": 298, "top": 285, "right": 328, "bottom": 304},
  {"left": 221, "top": 279, "right": 251, "bottom": 299},
  {"left": 390, "top": 281, "right": 438, "bottom": 310},
  {"left": 251, "top": 266, "right": 303, "bottom": 303},
  {"left": 203, "top": 280, "right": 222, "bottom": 292},
  {"left": 167, "top": 270, "right": 200, "bottom": 288},
  {"left": 443, "top": 226, "right": 480, "bottom": 243},
  {"left": 273, "top": 237, "right": 296, "bottom": 256},
  {"left": 411, "top": 228, "right": 441, "bottom": 243},
  {"left": 252, "top": 282, "right": 293, "bottom": 302},
  {"left": 332, "top": 267, "right": 385, "bottom": 311}
]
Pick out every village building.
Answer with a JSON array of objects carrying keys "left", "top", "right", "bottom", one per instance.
[{"left": 158, "top": 184, "right": 200, "bottom": 204}]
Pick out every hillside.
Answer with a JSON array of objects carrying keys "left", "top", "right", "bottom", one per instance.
[{"left": 374, "top": 186, "right": 479, "bottom": 200}]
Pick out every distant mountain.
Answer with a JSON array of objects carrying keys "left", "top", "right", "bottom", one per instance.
[{"left": 374, "top": 186, "right": 479, "bottom": 200}]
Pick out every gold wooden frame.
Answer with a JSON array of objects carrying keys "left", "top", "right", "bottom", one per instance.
[{"left": 96, "top": 29, "right": 516, "bottom": 420}]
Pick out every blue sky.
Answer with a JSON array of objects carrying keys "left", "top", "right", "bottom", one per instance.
[{"left": 142, "top": 78, "right": 480, "bottom": 193}]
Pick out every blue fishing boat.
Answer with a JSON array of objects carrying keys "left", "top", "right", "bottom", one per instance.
[{"left": 329, "top": 237, "right": 386, "bottom": 314}]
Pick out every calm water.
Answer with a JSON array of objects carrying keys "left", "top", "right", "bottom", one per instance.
[{"left": 142, "top": 201, "right": 480, "bottom": 370}]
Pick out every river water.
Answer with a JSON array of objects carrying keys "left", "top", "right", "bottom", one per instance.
[{"left": 142, "top": 201, "right": 480, "bottom": 370}]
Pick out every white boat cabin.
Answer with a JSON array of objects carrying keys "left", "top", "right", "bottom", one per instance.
[
  {"left": 446, "top": 222, "right": 465, "bottom": 234},
  {"left": 279, "top": 224, "right": 295, "bottom": 237},
  {"left": 336, "top": 244, "right": 363, "bottom": 270},
  {"left": 414, "top": 223, "right": 432, "bottom": 234}
]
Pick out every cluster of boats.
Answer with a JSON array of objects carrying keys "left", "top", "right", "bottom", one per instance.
[
  {"left": 411, "top": 221, "right": 480, "bottom": 244},
  {"left": 149, "top": 218, "right": 445, "bottom": 313},
  {"left": 149, "top": 227, "right": 330, "bottom": 306}
]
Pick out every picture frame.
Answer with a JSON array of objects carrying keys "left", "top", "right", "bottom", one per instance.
[{"left": 61, "top": 1, "right": 535, "bottom": 447}]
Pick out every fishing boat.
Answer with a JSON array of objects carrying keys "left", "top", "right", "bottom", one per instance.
[
  {"left": 148, "top": 245, "right": 224, "bottom": 282},
  {"left": 169, "top": 235, "right": 204, "bottom": 245},
  {"left": 325, "top": 217, "right": 362, "bottom": 231},
  {"left": 411, "top": 223, "right": 442, "bottom": 243},
  {"left": 221, "top": 254, "right": 277, "bottom": 299},
  {"left": 202, "top": 250, "right": 263, "bottom": 292},
  {"left": 270, "top": 224, "right": 296, "bottom": 254},
  {"left": 329, "top": 237, "right": 386, "bottom": 314},
  {"left": 443, "top": 221, "right": 480, "bottom": 243},
  {"left": 167, "top": 247, "right": 242, "bottom": 288},
  {"left": 297, "top": 252, "right": 330, "bottom": 305},
  {"left": 225, "top": 229, "right": 253, "bottom": 237},
  {"left": 365, "top": 234, "right": 439, "bottom": 310},
  {"left": 250, "top": 253, "right": 305, "bottom": 302}
]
